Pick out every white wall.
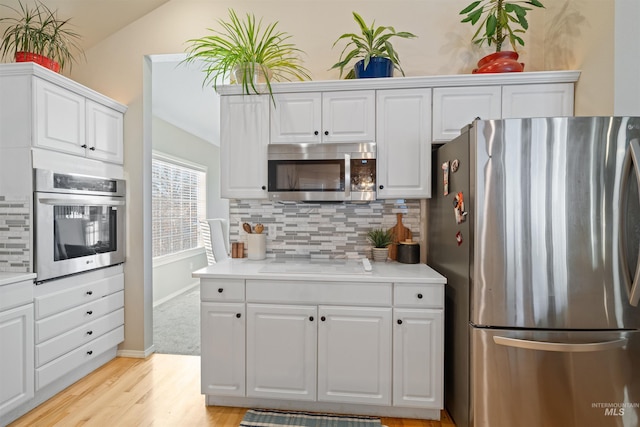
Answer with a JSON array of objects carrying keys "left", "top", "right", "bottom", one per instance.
[{"left": 66, "top": 0, "right": 619, "bottom": 354}]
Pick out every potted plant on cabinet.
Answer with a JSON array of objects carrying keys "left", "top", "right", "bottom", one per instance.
[
  {"left": 330, "top": 11, "right": 416, "bottom": 79},
  {"left": 0, "top": 0, "right": 83, "bottom": 73},
  {"left": 459, "top": 0, "right": 544, "bottom": 73},
  {"left": 183, "top": 9, "right": 311, "bottom": 102},
  {"left": 366, "top": 228, "right": 395, "bottom": 262}
]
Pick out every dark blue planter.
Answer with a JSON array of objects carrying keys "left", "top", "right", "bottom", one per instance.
[{"left": 354, "top": 57, "right": 394, "bottom": 78}]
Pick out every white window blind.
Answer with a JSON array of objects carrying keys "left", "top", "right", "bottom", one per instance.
[{"left": 152, "top": 155, "right": 206, "bottom": 258}]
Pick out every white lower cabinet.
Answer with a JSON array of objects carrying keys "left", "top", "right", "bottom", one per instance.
[
  {"left": 317, "top": 305, "right": 392, "bottom": 405},
  {"left": 393, "top": 308, "right": 443, "bottom": 408},
  {"left": 199, "top": 277, "right": 443, "bottom": 418},
  {"left": 0, "top": 303, "right": 34, "bottom": 416},
  {"left": 201, "top": 302, "right": 245, "bottom": 396},
  {"left": 246, "top": 304, "right": 317, "bottom": 400}
]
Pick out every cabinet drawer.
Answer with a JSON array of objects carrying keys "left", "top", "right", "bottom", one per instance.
[
  {"left": 36, "top": 308, "right": 124, "bottom": 367},
  {"left": 36, "top": 291, "right": 124, "bottom": 343},
  {"left": 0, "top": 279, "right": 34, "bottom": 311},
  {"left": 35, "top": 273, "right": 124, "bottom": 320},
  {"left": 201, "top": 279, "right": 245, "bottom": 302},
  {"left": 394, "top": 284, "right": 443, "bottom": 308},
  {"left": 246, "top": 280, "right": 392, "bottom": 306},
  {"left": 36, "top": 326, "right": 124, "bottom": 391}
]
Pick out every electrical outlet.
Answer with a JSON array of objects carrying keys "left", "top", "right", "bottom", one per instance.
[{"left": 268, "top": 224, "right": 276, "bottom": 237}]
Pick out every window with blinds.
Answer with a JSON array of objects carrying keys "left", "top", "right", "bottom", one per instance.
[{"left": 152, "top": 155, "right": 206, "bottom": 258}]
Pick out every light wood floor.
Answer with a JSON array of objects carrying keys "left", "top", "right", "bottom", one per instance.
[{"left": 10, "top": 354, "right": 456, "bottom": 427}]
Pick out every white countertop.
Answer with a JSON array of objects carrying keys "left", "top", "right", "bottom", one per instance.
[
  {"left": 193, "top": 258, "right": 446, "bottom": 284},
  {"left": 0, "top": 272, "right": 36, "bottom": 287}
]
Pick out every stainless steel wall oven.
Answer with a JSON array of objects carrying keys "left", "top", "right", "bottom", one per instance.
[{"left": 34, "top": 169, "right": 126, "bottom": 283}]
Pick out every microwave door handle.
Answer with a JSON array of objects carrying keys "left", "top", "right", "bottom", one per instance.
[
  {"left": 619, "top": 138, "right": 640, "bottom": 307},
  {"left": 38, "top": 198, "right": 125, "bottom": 206},
  {"left": 493, "top": 336, "right": 628, "bottom": 353},
  {"left": 344, "top": 154, "right": 351, "bottom": 198}
]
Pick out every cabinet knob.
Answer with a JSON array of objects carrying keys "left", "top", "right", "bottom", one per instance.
[
  {"left": 89, "top": 146, "right": 96, "bottom": 151},
  {"left": 314, "top": 131, "right": 319, "bottom": 136},
  {"left": 86, "top": 291, "right": 93, "bottom": 295},
  {"left": 321, "top": 316, "right": 326, "bottom": 322},
  {"left": 261, "top": 186, "right": 266, "bottom": 190},
  {"left": 397, "top": 319, "right": 403, "bottom": 325},
  {"left": 87, "top": 310, "right": 93, "bottom": 315},
  {"left": 81, "top": 144, "right": 87, "bottom": 148},
  {"left": 236, "top": 313, "right": 242, "bottom": 318},
  {"left": 379, "top": 185, "right": 384, "bottom": 190},
  {"left": 309, "top": 316, "right": 314, "bottom": 322},
  {"left": 87, "top": 330, "right": 93, "bottom": 335},
  {"left": 417, "top": 293, "right": 423, "bottom": 299},
  {"left": 324, "top": 131, "right": 329, "bottom": 136},
  {"left": 218, "top": 288, "right": 224, "bottom": 293},
  {"left": 87, "top": 350, "right": 93, "bottom": 355}
]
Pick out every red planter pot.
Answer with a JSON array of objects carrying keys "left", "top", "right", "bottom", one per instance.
[
  {"left": 472, "top": 51, "right": 524, "bottom": 74},
  {"left": 15, "top": 52, "right": 60, "bottom": 73}
]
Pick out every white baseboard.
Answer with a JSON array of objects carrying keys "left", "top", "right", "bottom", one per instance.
[{"left": 117, "top": 344, "right": 155, "bottom": 359}]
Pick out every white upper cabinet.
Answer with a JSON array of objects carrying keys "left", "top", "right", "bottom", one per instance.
[
  {"left": 0, "top": 65, "right": 127, "bottom": 166},
  {"left": 270, "top": 91, "right": 375, "bottom": 144},
  {"left": 502, "top": 83, "right": 574, "bottom": 118},
  {"left": 221, "top": 94, "right": 270, "bottom": 199},
  {"left": 86, "top": 100, "right": 124, "bottom": 163},
  {"left": 432, "top": 86, "right": 502, "bottom": 142},
  {"left": 34, "top": 78, "right": 86, "bottom": 156},
  {"left": 376, "top": 88, "right": 432, "bottom": 199}
]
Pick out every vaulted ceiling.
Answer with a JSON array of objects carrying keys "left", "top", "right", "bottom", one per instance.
[{"left": 0, "top": 0, "right": 170, "bottom": 52}]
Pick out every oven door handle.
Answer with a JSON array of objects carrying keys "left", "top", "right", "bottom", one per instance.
[{"left": 38, "top": 198, "right": 125, "bottom": 206}]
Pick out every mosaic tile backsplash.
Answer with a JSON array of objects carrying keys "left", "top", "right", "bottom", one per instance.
[
  {"left": 0, "top": 196, "right": 31, "bottom": 272},
  {"left": 229, "top": 199, "right": 421, "bottom": 258}
]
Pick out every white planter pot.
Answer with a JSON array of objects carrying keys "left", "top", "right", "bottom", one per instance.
[{"left": 372, "top": 247, "right": 388, "bottom": 262}]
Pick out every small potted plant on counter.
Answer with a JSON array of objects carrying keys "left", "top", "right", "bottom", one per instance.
[
  {"left": 183, "top": 9, "right": 311, "bottom": 102},
  {"left": 459, "top": 0, "right": 544, "bottom": 73},
  {"left": 366, "top": 228, "right": 395, "bottom": 262},
  {"left": 0, "top": 0, "right": 84, "bottom": 72},
  {"left": 330, "top": 11, "right": 416, "bottom": 79}
]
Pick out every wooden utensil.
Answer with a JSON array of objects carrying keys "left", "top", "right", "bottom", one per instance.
[
  {"left": 388, "top": 213, "right": 412, "bottom": 261},
  {"left": 242, "top": 222, "right": 252, "bottom": 233}
]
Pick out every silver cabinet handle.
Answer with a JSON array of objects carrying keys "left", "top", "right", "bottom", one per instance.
[
  {"left": 619, "top": 138, "right": 640, "bottom": 307},
  {"left": 493, "top": 336, "right": 628, "bottom": 353}
]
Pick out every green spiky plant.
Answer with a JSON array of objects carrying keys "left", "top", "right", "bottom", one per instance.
[
  {"left": 0, "top": 0, "right": 83, "bottom": 71},
  {"left": 460, "top": 0, "right": 545, "bottom": 52},
  {"left": 183, "top": 9, "right": 311, "bottom": 102},
  {"left": 366, "top": 228, "right": 395, "bottom": 248},
  {"left": 330, "top": 11, "right": 416, "bottom": 79}
]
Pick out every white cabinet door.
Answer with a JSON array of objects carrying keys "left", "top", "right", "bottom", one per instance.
[
  {"left": 376, "top": 88, "right": 432, "bottom": 199},
  {"left": 270, "top": 91, "right": 375, "bottom": 144},
  {"left": 34, "top": 78, "right": 86, "bottom": 156},
  {"left": 317, "top": 305, "right": 392, "bottom": 405},
  {"left": 85, "top": 100, "right": 124, "bottom": 164},
  {"left": 200, "top": 302, "right": 245, "bottom": 397},
  {"left": 502, "top": 83, "right": 574, "bottom": 118},
  {"left": 322, "top": 90, "right": 375, "bottom": 143},
  {"left": 221, "top": 95, "right": 269, "bottom": 199},
  {"left": 432, "top": 86, "right": 501, "bottom": 142},
  {"left": 393, "top": 308, "right": 443, "bottom": 409},
  {"left": 246, "top": 304, "right": 317, "bottom": 401},
  {"left": 0, "top": 304, "right": 34, "bottom": 416},
  {"left": 270, "top": 92, "right": 322, "bottom": 144}
]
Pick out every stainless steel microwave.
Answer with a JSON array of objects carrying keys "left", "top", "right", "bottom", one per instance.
[{"left": 267, "top": 143, "right": 377, "bottom": 202}]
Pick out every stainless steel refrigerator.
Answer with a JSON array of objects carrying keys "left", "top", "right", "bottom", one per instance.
[{"left": 428, "top": 117, "right": 640, "bottom": 427}]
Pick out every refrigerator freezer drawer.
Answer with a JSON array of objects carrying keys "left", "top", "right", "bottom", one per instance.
[{"left": 471, "top": 327, "right": 640, "bottom": 427}]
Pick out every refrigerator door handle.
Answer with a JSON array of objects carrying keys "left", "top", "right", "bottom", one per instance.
[
  {"left": 493, "top": 336, "right": 628, "bottom": 353},
  {"left": 619, "top": 138, "right": 640, "bottom": 307}
]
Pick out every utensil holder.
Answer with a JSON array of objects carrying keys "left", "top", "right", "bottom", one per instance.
[{"left": 247, "top": 233, "right": 266, "bottom": 260}]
